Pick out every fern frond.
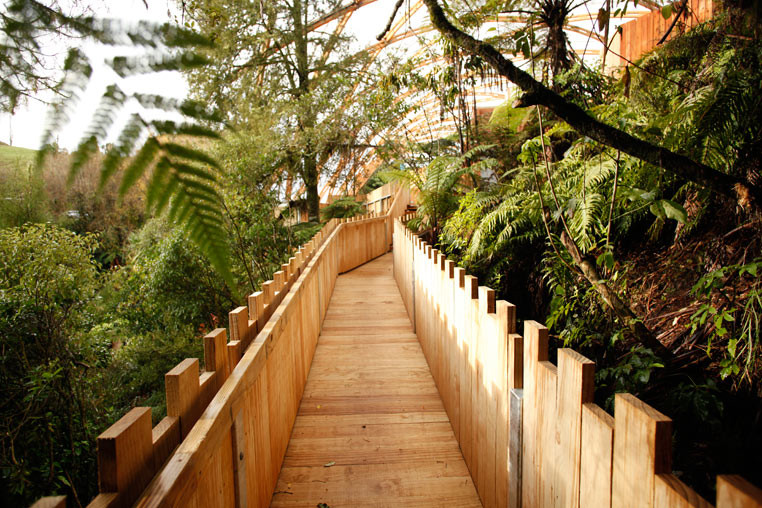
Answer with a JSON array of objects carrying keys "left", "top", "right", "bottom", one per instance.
[{"left": 111, "top": 51, "right": 209, "bottom": 78}]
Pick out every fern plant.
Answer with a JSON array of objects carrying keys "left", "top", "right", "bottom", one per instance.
[
  {"left": 1, "top": 1, "right": 232, "bottom": 283},
  {"left": 384, "top": 145, "right": 495, "bottom": 243}
]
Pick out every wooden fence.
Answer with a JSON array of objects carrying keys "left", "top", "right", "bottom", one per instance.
[
  {"left": 611, "top": 0, "right": 714, "bottom": 67},
  {"left": 80, "top": 218, "right": 342, "bottom": 508},
  {"left": 392, "top": 215, "right": 762, "bottom": 508},
  {"left": 27, "top": 187, "right": 409, "bottom": 508}
]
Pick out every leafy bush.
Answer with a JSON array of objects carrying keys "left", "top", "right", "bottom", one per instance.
[
  {"left": 321, "top": 196, "right": 365, "bottom": 220},
  {"left": 0, "top": 225, "right": 104, "bottom": 505}
]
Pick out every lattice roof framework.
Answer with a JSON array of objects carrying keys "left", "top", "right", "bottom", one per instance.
[{"left": 284, "top": 0, "right": 656, "bottom": 200}]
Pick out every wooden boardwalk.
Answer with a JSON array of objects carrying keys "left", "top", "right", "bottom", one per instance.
[{"left": 272, "top": 253, "right": 482, "bottom": 507}]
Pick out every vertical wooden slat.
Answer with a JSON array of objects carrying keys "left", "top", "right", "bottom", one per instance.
[
  {"left": 165, "top": 358, "right": 200, "bottom": 438},
  {"left": 227, "top": 340, "right": 242, "bottom": 368},
  {"left": 580, "top": 403, "right": 615, "bottom": 508},
  {"left": 229, "top": 306, "right": 250, "bottom": 350},
  {"left": 97, "top": 407, "right": 154, "bottom": 507},
  {"left": 152, "top": 416, "right": 181, "bottom": 471},
  {"left": 612, "top": 393, "right": 672, "bottom": 508},
  {"left": 248, "top": 291, "right": 263, "bottom": 333},
  {"left": 476, "top": 285, "right": 496, "bottom": 507},
  {"left": 522, "top": 320, "right": 549, "bottom": 508},
  {"left": 554, "top": 348, "right": 595, "bottom": 508},
  {"left": 495, "top": 300, "right": 516, "bottom": 508},
  {"left": 204, "top": 328, "right": 231, "bottom": 391},
  {"left": 460, "top": 274, "right": 479, "bottom": 474},
  {"left": 262, "top": 281, "right": 274, "bottom": 307}
]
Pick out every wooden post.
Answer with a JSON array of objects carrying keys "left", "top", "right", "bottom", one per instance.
[
  {"left": 262, "top": 281, "right": 274, "bottom": 306},
  {"left": 249, "top": 291, "right": 264, "bottom": 332},
  {"left": 273, "top": 271, "right": 285, "bottom": 295},
  {"left": 204, "top": 328, "right": 230, "bottom": 391},
  {"left": 288, "top": 257, "right": 297, "bottom": 280},
  {"left": 165, "top": 358, "right": 201, "bottom": 438},
  {"left": 612, "top": 393, "right": 672, "bottom": 508},
  {"left": 229, "top": 306, "right": 250, "bottom": 350},
  {"left": 97, "top": 407, "right": 154, "bottom": 507}
]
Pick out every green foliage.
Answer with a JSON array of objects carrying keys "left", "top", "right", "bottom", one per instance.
[
  {"left": 117, "top": 218, "right": 235, "bottom": 332},
  {"left": 100, "top": 324, "right": 204, "bottom": 422},
  {"left": 0, "top": 224, "right": 104, "bottom": 505},
  {"left": 0, "top": 0, "right": 234, "bottom": 286},
  {"left": 689, "top": 259, "right": 762, "bottom": 384},
  {"left": 385, "top": 145, "right": 493, "bottom": 241},
  {"left": 488, "top": 103, "right": 529, "bottom": 132},
  {"left": 321, "top": 196, "right": 365, "bottom": 220},
  {"left": 0, "top": 162, "right": 50, "bottom": 227},
  {"left": 596, "top": 346, "right": 665, "bottom": 408}
]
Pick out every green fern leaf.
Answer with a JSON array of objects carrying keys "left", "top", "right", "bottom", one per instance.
[{"left": 118, "top": 137, "right": 160, "bottom": 196}]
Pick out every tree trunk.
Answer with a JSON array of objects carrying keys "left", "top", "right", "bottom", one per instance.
[
  {"left": 304, "top": 151, "right": 320, "bottom": 221},
  {"left": 421, "top": 0, "right": 762, "bottom": 209},
  {"left": 292, "top": 0, "right": 320, "bottom": 220},
  {"left": 559, "top": 231, "right": 673, "bottom": 359}
]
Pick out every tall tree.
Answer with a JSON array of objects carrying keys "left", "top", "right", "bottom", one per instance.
[
  {"left": 180, "top": 0, "right": 374, "bottom": 220},
  {"left": 420, "top": 0, "right": 762, "bottom": 208}
]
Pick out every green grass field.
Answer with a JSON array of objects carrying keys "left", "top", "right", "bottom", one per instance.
[{"left": 0, "top": 144, "right": 37, "bottom": 168}]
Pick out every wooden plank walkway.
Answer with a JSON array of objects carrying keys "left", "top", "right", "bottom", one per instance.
[{"left": 272, "top": 253, "right": 482, "bottom": 507}]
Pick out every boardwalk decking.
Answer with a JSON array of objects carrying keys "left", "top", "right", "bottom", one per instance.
[{"left": 272, "top": 253, "right": 482, "bottom": 507}]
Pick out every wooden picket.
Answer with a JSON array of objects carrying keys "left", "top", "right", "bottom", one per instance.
[{"left": 392, "top": 216, "right": 762, "bottom": 508}]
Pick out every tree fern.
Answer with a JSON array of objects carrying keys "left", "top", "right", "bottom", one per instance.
[{"left": 5, "top": 1, "right": 234, "bottom": 284}]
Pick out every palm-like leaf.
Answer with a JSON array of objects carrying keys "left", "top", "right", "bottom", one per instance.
[{"left": 16, "top": 1, "right": 234, "bottom": 284}]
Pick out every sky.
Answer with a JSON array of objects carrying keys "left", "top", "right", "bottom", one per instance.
[{"left": 0, "top": 0, "right": 188, "bottom": 150}]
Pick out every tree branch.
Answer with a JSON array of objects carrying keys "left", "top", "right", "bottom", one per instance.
[
  {"left": 377, "top": 0, "right": 405, "bottom": 41},
  {"left": 421, "top": 0, "right": 761, "bottom": 209}
]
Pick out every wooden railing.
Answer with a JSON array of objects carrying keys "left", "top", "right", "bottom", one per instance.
[
  {"left": 29, "top": 187, "right": 406, "bottom": 508},
  {"left": 392, "top": 215, "right": 762, "bottom": 508},
  {"left": 79, "top": 219, "right": 341, "bottom": 508}
]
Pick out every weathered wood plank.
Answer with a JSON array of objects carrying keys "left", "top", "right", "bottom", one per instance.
[{"left": 273, "top": 254, "right": 480, "bottom": 507}]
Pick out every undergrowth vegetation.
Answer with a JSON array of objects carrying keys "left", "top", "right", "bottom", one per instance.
[
  {"left": 390, "top": 13, "right": 761, "bottom": 496},
  {"left": 0, "top": 142, "right": 318, "bottom": 505}
]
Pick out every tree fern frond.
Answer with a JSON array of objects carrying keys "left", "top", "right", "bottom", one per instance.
[
  {"left": 36, "top": 48, "right": 92, "bottom": 166},
  {"left": 162, "top": 142, "right": 221, "bottom": 169},
  {"left": 146, "top": 157, "right": 171, "bottom": 210},
  {"left": 111, "top": 51, "right": 209, "bottom": 78},
  {"left": 133, "top": 94, "right": 226, "bottom": 124},
  {"left": 151, "top": 121, "right": 222, "bottom": 140},
  {"left": 118, "top": 137, "right": 160, "bottom": 196},
  {"left": 101, "top": 114, "right": 145, "bottom": 187}
]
